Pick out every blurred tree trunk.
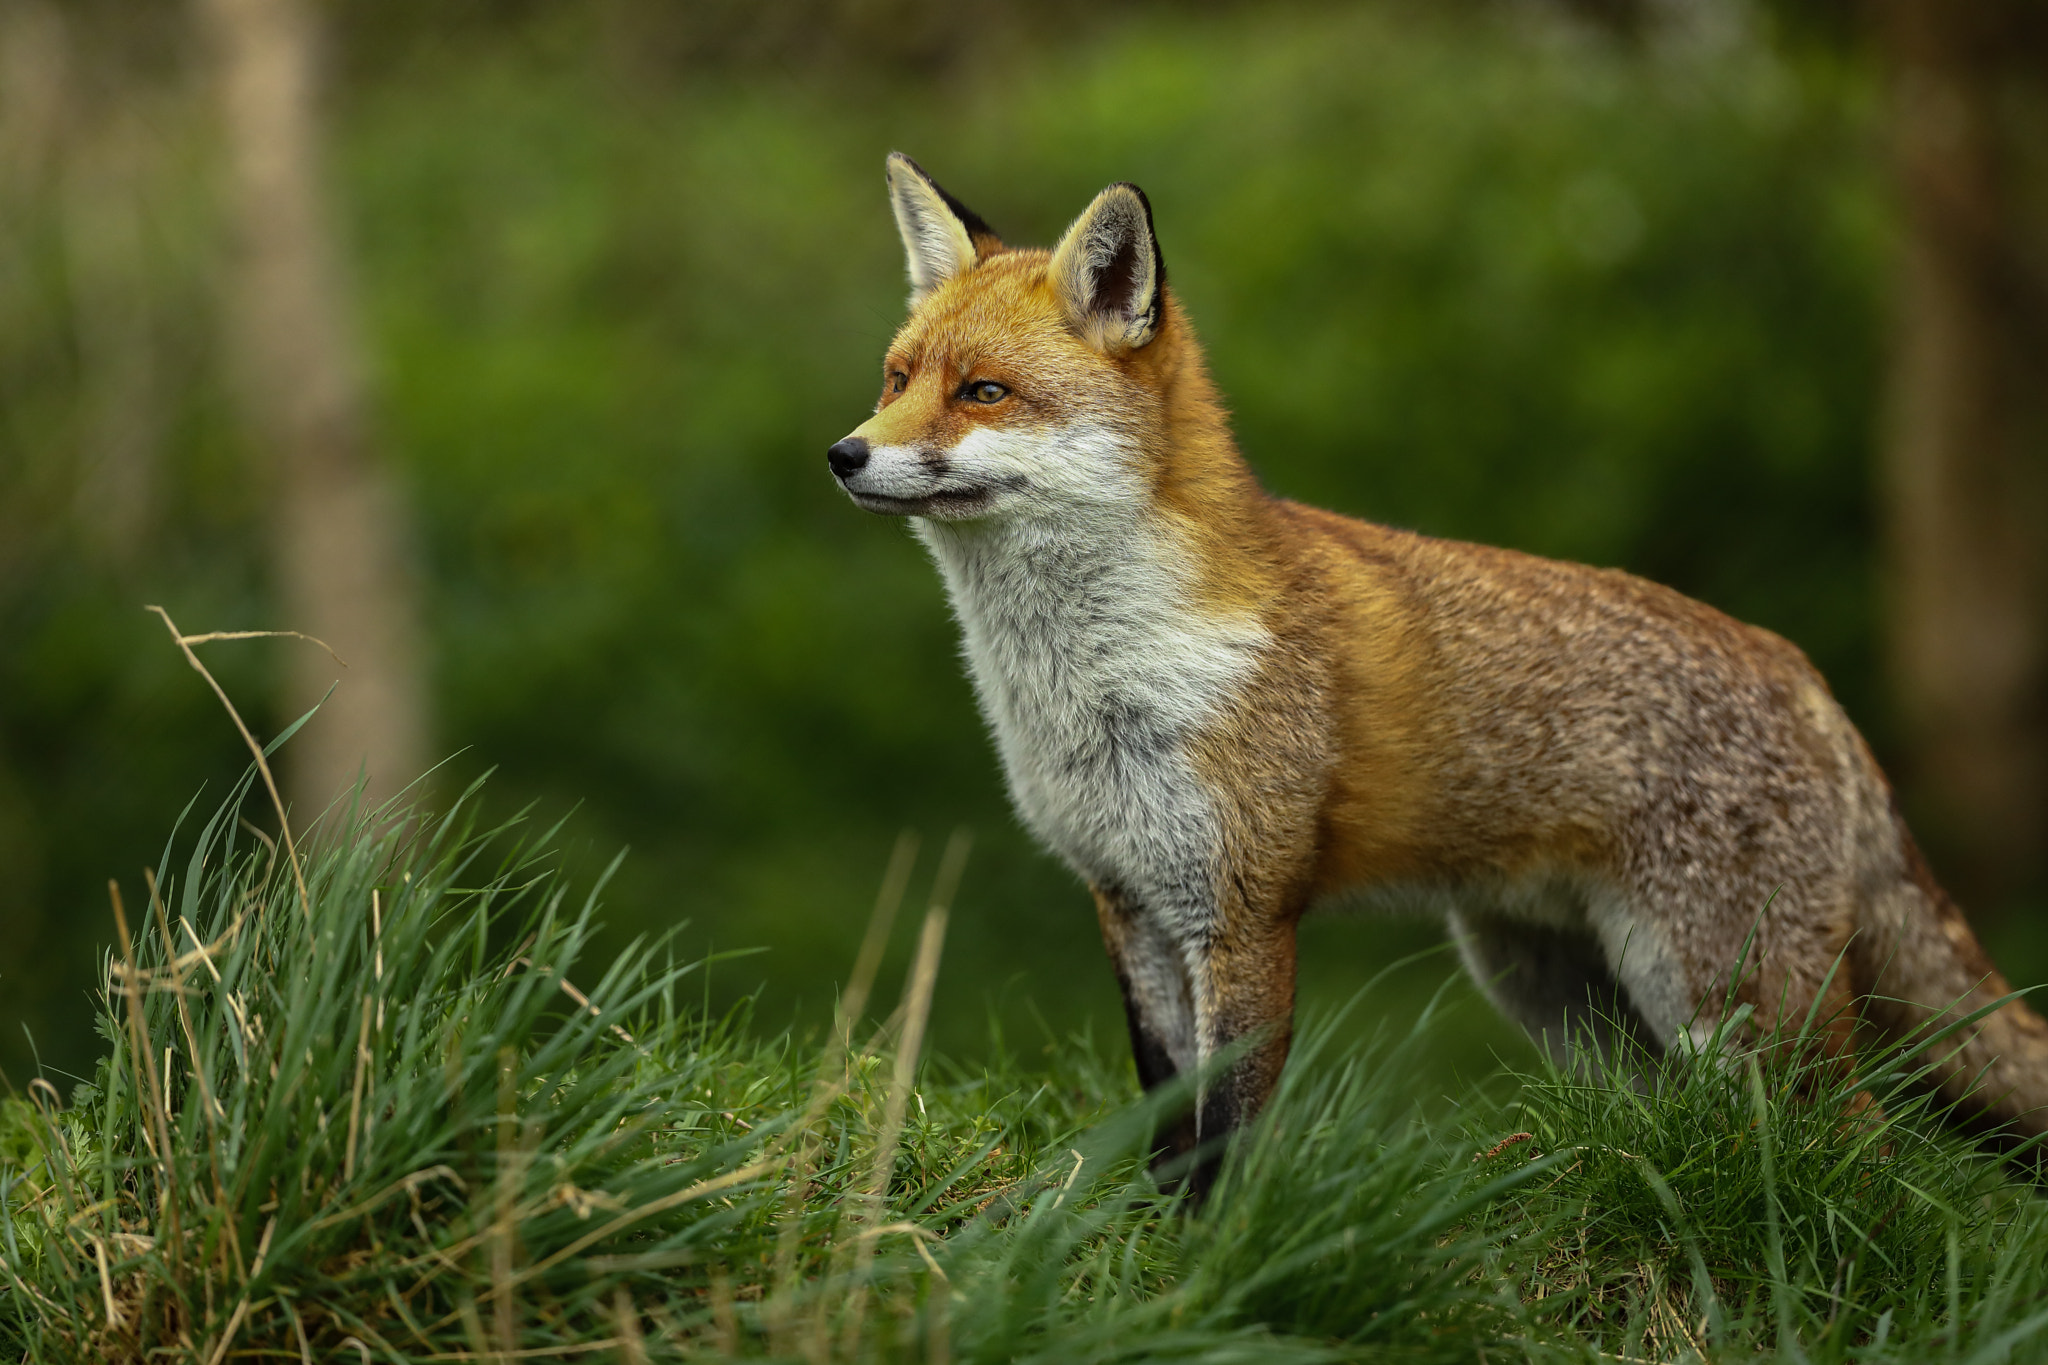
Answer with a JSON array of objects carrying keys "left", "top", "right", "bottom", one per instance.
[
  {"left": 1879, "top": 0, "right": 2048, "bottom": 913},
  {"left": 201, "top": 0, "right": 427, "bottom": 818}
]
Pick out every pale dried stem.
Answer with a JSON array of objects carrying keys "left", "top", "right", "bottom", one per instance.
[
  {"left": 145, "top": 867, "right": 245, "bottom": 1288},
  {"left": 412, "top": 1341, "right": 629, "bottom": 1361},
  {"left": 512, "top": 957, "right": 635, "bottom": 1046},
  {"left": 510, "top": 1160, "right": 774, "bottom": 1287},
  {"left": 145, "top": 605, "right": 314, "bottom": 921},
  {"left": 109, "top": 879, "right": 182, "bottom": 1276},
  {"left": 838, "top": 829, "right": 921, "bottom": 1050},
  {"left": 345, "top": 992, "right": 373, "bottom": 1182},
  {"left": 611, "top": 1287, "right": 649, "bottom": 1365},
  {"left": 310, "top": 1163, "right": 464, "bottom": 1232},
  {"left": 179, "top": 919, "right": 226, "bottom": 984},
  {"left": 493, "top": 1049, "right": 520, "bottom": 1361},
  {"left": 710, "top": 1272, "right": 739, "bottom": 1355},
  {"left": 87, "top": 1233, "right": 119, "bottom": 1328},
  {"left": 837, "top": 828, "right": 969, "bottom": 1358},
  {"left": 202, "top": 1286, "right": 250, "bottom": 1365},
  {"left": 767, "top": 830, "right": 919, "bottom": 1351},
  {"left": 177, "top": 628, "right": 347, "bottom": 662},
  {"left": 371, "top": 887, "right": 385, "bottom": 1032},
  {"left": 147, "top": 873, "right": 229, "bottom": 1140},
  {"left": 284, "top": 1291, "right": 315, "bottom": 1364}
]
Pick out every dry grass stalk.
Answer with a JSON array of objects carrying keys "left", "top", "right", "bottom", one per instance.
[
  {"left": 509, "top": 1161, "right": 775, "bottom": 1287},
  {"left": 710, "top": 1271, "right": 739, "bottom": 1354},
  {"left": 344, "top": 992, "right": 374, "bottom": 1182},
  {"left": 144, "top": 605, "right": 336, "bottom": 921},
  {"left": 372, "top": 887, "right": 386, "bottom": 1030},
  {"left": 145, "top": 866, "right": 245, "bottom": 1292},
  {"left": 511, "top": 956, "right": 636, "bottom": 1046},
  {"left": 766, "top": 830, "right": 919, "bottom": 1353},
  {"left": 108, "top": 878, "right": 183, "bottom": 1281},
  {"left": 411, "top": 1340, "right": 629, "bottom": 1361},
  {"left": 836, "top": 827, "right": 970, "bottom": 1357},
  {"left": 493, "top": 1048, "right": 521, "bottom": 1361},
  {"left": 838, "top": 830, "right": 922, "bottom": 1052},
  {"left": 87, "top": 1233, "right": 120, "bottom": 1329},
  {"left": 611, "top": 1286, "right": 650, "bottom": 1365},
  {"left": 146, "top": 870, "right": 224, "bottom": 1134}
]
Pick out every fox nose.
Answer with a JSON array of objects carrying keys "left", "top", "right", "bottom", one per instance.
[{"left": 827, "top": 437, "right": 870, "bottom": 478}]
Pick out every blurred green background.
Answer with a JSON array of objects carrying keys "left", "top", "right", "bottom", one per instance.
[{"left": 4, "top": 0, "right": 2030, "bottom": 1095}]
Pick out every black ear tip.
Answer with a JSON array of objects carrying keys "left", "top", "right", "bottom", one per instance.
[
  {"left": 1106, "top": 181, "right": 1155, "bottom": 220},
  {"left": 890, "top": 155, "right": 1000, "bottom": 246}
]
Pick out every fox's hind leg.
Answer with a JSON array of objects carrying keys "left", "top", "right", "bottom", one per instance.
[{"left": 1450, "top": 909, "right": 1664, "bottom": 1076}]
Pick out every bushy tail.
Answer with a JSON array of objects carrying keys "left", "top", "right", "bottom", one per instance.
[{"left": 1854, "top": 826, "right": 2048, "bottom": 1144}]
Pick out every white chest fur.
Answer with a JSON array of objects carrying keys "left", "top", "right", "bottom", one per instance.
[{"left": 913, "top": 429, "right": 1268, "bottom": 927}]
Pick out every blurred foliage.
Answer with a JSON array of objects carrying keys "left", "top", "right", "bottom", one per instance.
[{"left": 0, "top": 0, "right": 1931, "bottom": 1091}]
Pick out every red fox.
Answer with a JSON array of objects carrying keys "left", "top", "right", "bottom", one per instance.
[{"left": 828, "top": 152, "right": 2048, "bottom": 1179}]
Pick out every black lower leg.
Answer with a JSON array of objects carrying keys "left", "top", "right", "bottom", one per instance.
[
  {"left": 1119, "top": 986, "right": 1198, "bottom": 1169},
  {"left": 1184, "top": 1077, "right": 1253, "bottom": 1203}
]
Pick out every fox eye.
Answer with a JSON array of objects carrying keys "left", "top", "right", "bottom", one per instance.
[
  {"left": 963, "top": 380, "right": 1009, "bottom": 405},
  {"left": 886, "top": 371, "right": 908, "bottom": 394}
]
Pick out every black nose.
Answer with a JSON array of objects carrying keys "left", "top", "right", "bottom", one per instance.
[{"left": 827, "top": 437, "right": 870, "bottom": 478}]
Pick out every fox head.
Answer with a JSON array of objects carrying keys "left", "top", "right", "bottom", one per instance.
[{"left": 828, "top": 153, "right": 1221, "bottom": 525}]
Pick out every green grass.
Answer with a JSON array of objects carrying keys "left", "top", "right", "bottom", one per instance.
[{"left": 6, "top": 773, "right": 2048, "bottom": 1363}]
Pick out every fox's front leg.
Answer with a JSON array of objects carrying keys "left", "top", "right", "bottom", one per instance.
[
  {"left": 1187, "top": 916, "right": 1298, "bottom": 1195},
  {"left": 1095, "top": 886, "right": 1299, "bottom": 1196},
  {"left": 1095, "top": 888, "right": 1200, "bottom": 1165}
]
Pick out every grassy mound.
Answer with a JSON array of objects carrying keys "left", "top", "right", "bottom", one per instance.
[{"left": 5, "top": 773, "right": 2048, "bottom": 1362}]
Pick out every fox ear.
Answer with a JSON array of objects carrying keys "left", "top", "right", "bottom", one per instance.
[
  {"left": 1049, "top": 182, "right": 1165, "bottom": 353},
  {"left": 887, "top": 152, "right": 1000, "bottom": 302}
]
